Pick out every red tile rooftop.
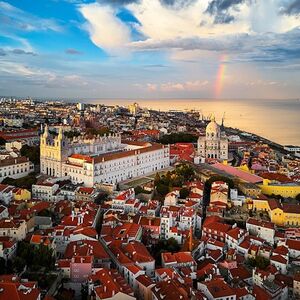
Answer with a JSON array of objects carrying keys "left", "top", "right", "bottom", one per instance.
[
  {"left": 123, "top": 241, "right": 154, "bottom": 263},
  {"left": 260, "top": 172, "right": 293, "bottom": 183},
  {"left": 69, "top": 153, "right": 93, "bottom": 163},
  {"left": 90, "top": 268, "right": 133, "bottom": 299},
  {"left": 93, "top": 143, "right": 165, "bottom": 163},
  {"left": 247, "top": 218, "right": 275, "bottom": 229},
  {"left": 203, "top": 221, "right": 231, "bottom": 233},
  {"left": 270, "top": 254, "right": 287, "bottom": 264},
  {"left": 64, "top": 240, "right": 109, "bottom": 260},
  {"left": 151, "top": 280, "right": 189, "bottom": 300},
  {"left": 126, "top": 264, "right": 142, "bottom": 274},
  {"left": 136, "top": 274, "right": 154, "bottom": 287},
  {"left": 202, "top": 278, "right": 235, "bottom": 298},
  {"left": 286, "top": 239, "right": 300, "bottom": 251},
  {"left": 0, "top": 184, "right": 11, "bottom": 192},
  {"left": 162, "top": 251, "right": 194, "bottom": 264}
]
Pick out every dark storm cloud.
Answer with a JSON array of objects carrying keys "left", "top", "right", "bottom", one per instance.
[
  {"left": 283, "top": 0, "right": 300, "bottom": 15},
  {"left": 159, "top": 0, "right": 197, "bottom": 9},
  {"left": 206, "top": 0, "right": 245, "bottom": 13},
  {"left": 214, "top": 13, "right": 235, "bottom": 24},
  {"left": 206, "top": 0, "right": 247, "bottom": 24},
  {"left": 132, "top": 28, "right": 300, "bottom": 64}
]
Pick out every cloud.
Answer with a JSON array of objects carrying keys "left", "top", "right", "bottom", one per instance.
[
  {"left": 131, "top": 27, "right": 300, "bottom": 63},
  {"left": 0, "top": 60, "right": 91, "bottom": 89},
  {"left": 0, "top": 48, "right": 7, "bottom": 56},
  {"left": 96, "top": 0, "right": 196, "bottom": 7},
  {"left": 160, "top": 80, "right": 209, "bottom": 92},
  {"left": 45, "top": 74, "right": 89, "bottom": 88},
  {"left": 283, "top": 0, "right": 300, "bottom": 15},
  {"left": 141, "top": 80, "right": 209, "bottom": 92},
  {"left": 79, "top": 2, "right": 131, "bottom": 52},
  {"left": 97, "top": 0, "right": 139, "bottom": 5},
  {"left": 65, "top": 48, "right": 83, "bottom": 55},
  {"left": 12, "top": 48, "right": 37, "bottom": 56},
  {"left": 159, "top": 0, "right": 197, "bottom": 9},
  {"left": 205, "top": 0, "right": 247, "bottom": 24},
  {"left": 79, "top": 0, "right": 300, "bottom": 61},
  {"left": 0, "top": 1, "right": 63, "bottom": 33}
]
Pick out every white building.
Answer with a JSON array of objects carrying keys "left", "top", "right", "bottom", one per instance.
[
  {"left": 40, "top": 126, "right": 170, "bottom": 186},
  {"left": 77, "top": 102, "right": 85, "bottom": 111},
  {"left": 3, "top": 118, "right": 24, "bottom": 128},
  {"left": 246, "top": 218, "right": 275, "bottom": 245},
  {"left": 0, "top": 205, "right": 9, "bottom": 219},
  {"left": 197, "top": 117, "right": 228, "bottom": 161},
  {"left": 32, "top": 182, "right": 59, "bottom": 201},
  {"left": 0, "top": 156, "right": 34, "bottom": 183},
  {"left": 0, "top": 219, "right": 27, "bottom": 241},
  {"left": 0, "top": 184, "right": 14, "bottom": 205}
]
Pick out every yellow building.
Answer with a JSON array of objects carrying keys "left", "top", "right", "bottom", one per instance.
[
  {"left": 239, "top": 182, "right": 261, "bottom": 198},
  {"left": 259, "top": 179, "right": 300, "bottom": 198},
  {"left": 268, "top": 199, "right": 285, "bottom": 226},
  {"left": 248, "top": 197, "right": 300, "bottom": 227},
  {"left": 13, "top": 188, "right": 31, "bottom": 201},
  {"left": 250, "top": 194, "right": 270, "bottom": 212}
]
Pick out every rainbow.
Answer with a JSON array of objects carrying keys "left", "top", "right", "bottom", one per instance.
[{"left": 215, "top": 54, "right": 228, "bottom": 98}]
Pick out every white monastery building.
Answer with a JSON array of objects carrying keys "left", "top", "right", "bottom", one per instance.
[
  {"left": 197, "top": 117, "right": 228, "bottom": 161},
  {"left": 40, "top": 125, "right": 170, "bottom": 186}
]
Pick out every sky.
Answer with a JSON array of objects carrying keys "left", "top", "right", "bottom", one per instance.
[{"left": 0, "top": 0, "right": 300, "bottom": 99}]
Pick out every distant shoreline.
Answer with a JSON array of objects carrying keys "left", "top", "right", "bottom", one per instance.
[{"left": 1, "top": 97, "right": 299, "bottom": 147}]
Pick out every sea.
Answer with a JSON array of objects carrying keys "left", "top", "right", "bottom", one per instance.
[{"left": 84, "top": 98, "right": 300, "bottom": 146}]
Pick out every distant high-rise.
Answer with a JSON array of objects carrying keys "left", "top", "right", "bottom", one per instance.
[{"left": 77, "top": 102, "right": 85, "bottom": 111}]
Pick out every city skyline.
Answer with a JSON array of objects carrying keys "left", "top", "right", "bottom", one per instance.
[{"left": 1, "top": 0, "right": 300, "bottom": 99}]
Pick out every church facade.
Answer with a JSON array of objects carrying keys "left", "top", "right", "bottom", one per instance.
[
  {"left": 197, "top": 117, "right": 228, "bottom": 161},
  {"left": 40, "top": 125, "right": 170, "bottom": 186}
]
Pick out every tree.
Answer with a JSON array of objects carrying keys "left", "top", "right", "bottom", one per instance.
[
  {"left": 158, "top": 133, "right": 198, "bottom": 144},
  {"left": 246, "top": 256, "right": 270, "bottom": 269},
  {"left": 20, "top": 145, "right": 40, "bottom": 165},
  {"left": 296, "top": 194, "right": 300, "bottom": 201},
  {"left": 156, "top": 183, "right": 170, "bottom": 196},
  {"left": 13, "top": 241, "right": 55, "bottom": 272},
  {"left": 13, "top": 256, "right": 26, "bottom": 273},
  {"left": 154, "top": 173, "right": 161, "bottom": 185},
  {"left": 134, "top": 186, "right": 144, "bottom": 195},
  {"left": 63, "top": 131, "right": 81, "bottom": 139},
  {"left": 175, "top": 164, "right": 195, "bottom": 180},
  {"left": 166, "top": 238, "right": 180, "bottom": 252},
  {"left": 2, "top": 173, "right": 37, "bottom": 189},
  {"left": 94, "top": 192, "right": 108, "bottom": 205},
  {"left": 0, "top": 137, "right": 6, "bottom": 146},
  {"left": 85, "top": 127, "right": 110, "bottom": 136},
  {"left": 180, "top": 187, "right": 190, "bottom": 199}
]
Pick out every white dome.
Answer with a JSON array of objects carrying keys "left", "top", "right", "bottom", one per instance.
[{"left": 206, "top": 117, "right": 220, "bottom": 138}]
